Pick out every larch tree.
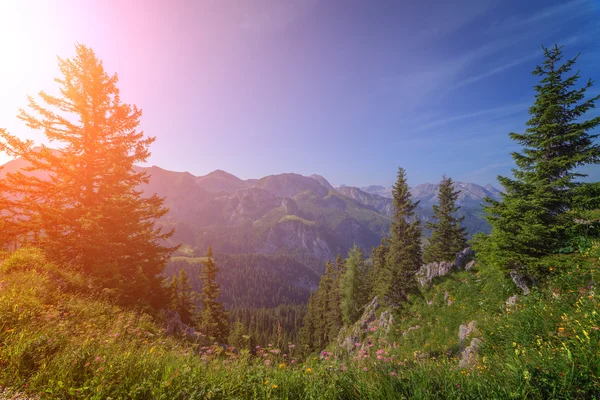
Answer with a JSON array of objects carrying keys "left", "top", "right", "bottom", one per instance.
[
  {"left": 199, "top": 246, "right": 229, "bottom": 343},
  {"left": 481, "top": 45, "right": 600, "bottom": 271},
  {"left": 376, "top": 167, "right": 422, "bottom": 305},
  {"left": 423, "top": 176, "right": 468, "bottom": 263},
  {"left": 0, "top": 44, "right": 176, "bottom": 305}
]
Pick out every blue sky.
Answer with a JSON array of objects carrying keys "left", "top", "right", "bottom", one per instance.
[{"left": 1, "top": 0, "right": 599, "bottom": 187}]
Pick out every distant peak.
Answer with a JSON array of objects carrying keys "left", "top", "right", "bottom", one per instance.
[
  {"left": 203, "top": 169, "right": 242, "bottom": 181},
  {"left": 309, "top": 174, "right": 334, "bottom": 190}
]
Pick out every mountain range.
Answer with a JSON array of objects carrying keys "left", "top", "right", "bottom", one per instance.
[{"left": 0, "top": 156, "right": 501, "bottom": 261}]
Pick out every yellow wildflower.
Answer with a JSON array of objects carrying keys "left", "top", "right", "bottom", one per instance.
[
  {"left": 306, "top": 368, "right": 312, "bottom": 373},
  {"left": 272, "top": 384, "right": 278, "bottom": 389},
  {"left": 149, "top": 347, "right": 155, "bottom": 353},
  {"left": 279, "top": 363, "right": 285, "bottom": 368}
]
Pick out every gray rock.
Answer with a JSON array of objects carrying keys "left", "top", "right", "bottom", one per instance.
[
  {"left": 509, "top": 271, "right": 531, "bottom": 295},
  {"left": 465, "top": 260, "right": 476, "bottom": 271},
  {"left": 458, "top": 320, "right": 477, "bottom": 349},
  {"left": 506, "top": 295, "right": 518, "bottom": 309},
  {"left": 416, "top": 247, "right": 475, "bottom": 286},
  {"left": 444, "top": 290, "right": 453, "bottom": 306},
  {"left": 338, "top": 297, "right": 380, "bottom": 354},
  {"left": 459, "top": 338, "right": 482, "bottom": 368},
  {"left": 454, "top": 247, "right": 475, "bottom": 270},
  {"left": 164, "top": 309, "right": 198, "bottom": 340},
  {"left": 378, "top": 310, "right": 394, "bottom": 333},
  {"left": 416, "top": 261, "right": 453, "bottom": 287},
  {"left": 360, "top": 297, "right": 380, "bottom": 329}
]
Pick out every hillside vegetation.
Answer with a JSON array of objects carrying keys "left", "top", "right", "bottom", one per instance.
[
  {"left": 2, "top": 43, "right": 600, "bottom": 399},
  {"left": 1, "top": 245, "right": 599, "bottom": 398}
]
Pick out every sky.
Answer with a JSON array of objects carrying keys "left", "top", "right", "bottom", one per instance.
[{"left": 0, "top": 0, "right": 599, "bottom": 187}]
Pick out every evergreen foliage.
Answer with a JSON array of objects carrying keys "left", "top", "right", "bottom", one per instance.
[
  {"left": 299, "top": 255, "right": 349, "bottom": 354},
  {"left": 229, "top": 304, "right": 306, "bottom": 349},
  {"left": 375, "top": 168, "right": 422, "bottom": 305},
  {"left": 339, "top": 245, "right": 370, "bottom": 325},
  {"left": 0, "top": 45, "right": 175, "bottom": 306},
  {"left": 423, "top": 176, "right": 468, "bottom": 263},
  {"left": 199, "top": 247, "right": 229, "bottom": 342},
  {"left": 168, "top": 269, "right": 196, "bottom": 325},
  {"left": 481, "top": 45, "right": 600, "bottom": 271},
  {"left": 326, "top": 255, "right": 345, "bottom": 340}
]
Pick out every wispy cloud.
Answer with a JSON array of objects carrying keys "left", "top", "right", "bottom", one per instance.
[
  {"left": 488, "top": 0, "right": 594, "bottom": 33},
  {"left": 417, "top": 102, "right": 529, "bottom": 131},
  {"left": 451, "top": 53, "right": 540, "bottom": 90}
]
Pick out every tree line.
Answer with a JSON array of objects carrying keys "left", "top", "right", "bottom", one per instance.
[{"left": 300, "top": 45, "right": 600, "bottom": 355}]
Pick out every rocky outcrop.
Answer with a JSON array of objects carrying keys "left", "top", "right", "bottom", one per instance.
[
  {"left": 458, "top": 321, "right": 481, "bottom": 368},
  {"left": 509, "top": 271, "right": 531, "bottom": 295},
  {"left": 417, "top": 261, "right": 453, "bottom": 287},
  {"left": 378, "top": 310, "right": 394, "bottom": 333},
  {"left": 458, "top": 320, "right": 477, "bottom": 349},
  {"left": 454, "top": 248, "right": 475, "bottom": 269},
  {"left": 459, "top": 338, "right": 482, "bottom": 368},
  {"left": 164, "top": 310, "right": 198, "bottom": 340},
  {"left": 465, "top": 260, "right": 476, "bottom": 271},
  {"left": 338, "top": 297, "right": 380, "bottom": 354},
  {"left": 262, "top": 219, "right": 332, "bottom": 260},
  {"left": 416, "top": 247, "right": 475, "bottom": 286}
]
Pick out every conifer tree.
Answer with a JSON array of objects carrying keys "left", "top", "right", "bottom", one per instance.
[
  {"left": 177, "top": 269, "right": 196, "bottom": 325},
  {"left": 325, "top": 255, "right": 345, "bottom": 339},
  {"left": 0, "top": 45, "right": 175, "bottom": 305},
  {"left": 199, "top": 247, "right": 229, "bottom": 342},
  {"left": 370, "top": 239, "right": 389, "bottom": 299},
  {"left": 482, "top": 45, "right": 600, "bottom": 270},
  {"left": 375, "top": 168, "right": 422, "bottom": 305},
  {"left": 423, "top": 176, "right": 468, "bottom": 263},
  {"left": 340, "top": 245, "right": 369, "bottom": 324},
  {"left": 299, "top": 291, "right": 318, "bottom": 354}
]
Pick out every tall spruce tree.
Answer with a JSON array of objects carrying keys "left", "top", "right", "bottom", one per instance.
[
  {"left": 168, "top": 269, "right": 196, "bottom": 325},
  {"left": 340, "top": 245, "right": 369, "bottom": 324},
  {"left": 325, "top": 254, "right": 345, "bottom": 339},
  {"left": 481, "top": 45, "right": 600, "bottom": 271},
  {"left": 375, "top": 167, "right": 422, "bottom": 305},
  {"left": 423, "top": 176, "right": 468, "bottom": 263},
  {"left": 370, "top": 239, "right": 389, "bottom": 300},
  {"left": 200, "top": 247, "right": 229, "bottom": 342},
  {"left": 0, "top": 45, "right": 175, "bottom": 305}
]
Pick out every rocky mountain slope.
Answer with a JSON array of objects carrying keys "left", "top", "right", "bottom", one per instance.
[{"left": 1, "top": 156, "right": 500, "bottom": 260}]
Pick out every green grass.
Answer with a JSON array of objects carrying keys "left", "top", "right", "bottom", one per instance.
[{"left": 1, "top": 246, "right": 600, "bottom": 399}]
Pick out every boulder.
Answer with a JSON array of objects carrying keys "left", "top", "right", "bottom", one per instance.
[
  {"left": 416, "top": 247, "right": 475, "bottom": 286},
  {"left": 465, "top": 260, "right": 476, "bottom": 271},
  {"left": 509, "top": 271, "right": 531, "bottom": 295},
  {"left": 164, "top": 309, "right": 198, "bottom": 340},
  {"left": 454, "top": 247, "right": 475, "bottom": 270},
  {"left": 416, "top": 261, "right": 453, "bottom": 287},
  {"left": 459, "top": 338, "right": 482, "bottom": 368}
]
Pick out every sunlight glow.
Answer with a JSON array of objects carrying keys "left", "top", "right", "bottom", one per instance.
[{"left": 0, "top": 1, "right": 62, "bottom": 164}]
